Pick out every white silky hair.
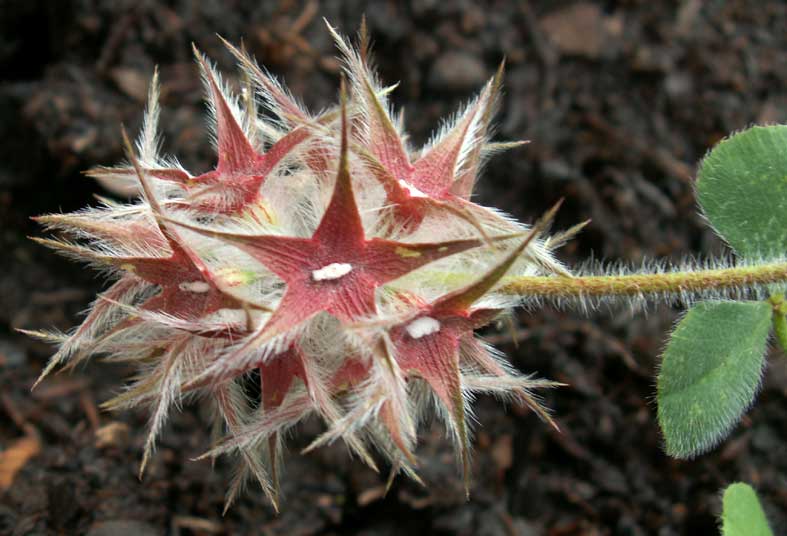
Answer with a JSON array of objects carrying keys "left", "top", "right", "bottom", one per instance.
[
  {"left": 516, "top": 254, "right": 787, "bottom": 315},
  {"left": 326, "top": 21, "right": 412, "bottom": 157}
]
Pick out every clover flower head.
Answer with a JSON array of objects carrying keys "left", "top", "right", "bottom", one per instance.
[{"left": 30, "top": 22, "right": 581, "bottom": 510}]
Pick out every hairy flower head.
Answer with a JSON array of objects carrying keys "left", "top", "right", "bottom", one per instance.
[{"left": 28, "top": 23, "right": 577, "bottom": 510}]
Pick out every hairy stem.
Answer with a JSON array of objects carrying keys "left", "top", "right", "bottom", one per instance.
[{"left": 499, "top": 261, "right": 787, "bottom": 302}]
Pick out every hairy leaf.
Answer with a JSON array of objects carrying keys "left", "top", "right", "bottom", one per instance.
[
  {"left": 721, "top": 483, "right": 773, "bottom": 536},
  {"left": 697, "top": 125, "right": 787, "bottom": 259},
  {"left": 657, "top": 301, "right": 771, "bottom": 458}
]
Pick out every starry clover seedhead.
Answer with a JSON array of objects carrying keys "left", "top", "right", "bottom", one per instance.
[{"left": 29, "top": 22, "right": 580, "bottom": 510}]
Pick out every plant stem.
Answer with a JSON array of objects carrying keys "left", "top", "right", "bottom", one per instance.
[{"left": 499, "top": 261, "right": 787, "bottom": 301}]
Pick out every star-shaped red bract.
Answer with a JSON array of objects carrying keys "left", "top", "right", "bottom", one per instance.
[
  {"left": 219, "top": 38, "right": 339, "bottom": 182},
  {"left": 358, "top": 71, "right": 494, "bottom": 200},
  {"left": 333, "top": 27, "right": 507, "bottom": 230},
  {"left": 181, "top": 51, "right": 311, "bottom": 214},
  {"left": 34, "top": 217, "right": 233, "bottom": 322},
  {"left": 29, "top": 207, "right": 239, "bottom": 388},
  {"left": 128, "top": 233, "right": 237, "bottom": 316},
  {"left": 385, "top": 215, "right": 549, "bottom": 489},
  {"left": 174, "top": 96, "right": 508, "bottom": 381},
  {"left": 93, "top": 49, "right": 310, "bottom": 216}
]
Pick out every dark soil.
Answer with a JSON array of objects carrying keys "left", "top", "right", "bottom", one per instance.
[{"left": 2, "top": 1, "right": 786, "bottom": 535}]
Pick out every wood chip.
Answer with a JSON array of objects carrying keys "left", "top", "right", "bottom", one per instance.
[
  {"left": 171, "top": 515, "right": 223, "bottom": 534},
  {"left": 356, "top": 485, "right": 387, "bottom": 506},
  {"left": 491, "top": 435, "right": 513, "bottom": 472},
  {"left": 109, "top": 67, "right": 149, "bottom": 102},
  {"left": 95, "top": 422, "right": 131, "bottom": 449},
  {"left": 0, "top": 434, "right": 41, "bottom": 491}
]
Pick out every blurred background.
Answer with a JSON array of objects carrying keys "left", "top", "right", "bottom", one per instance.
[{"left": 1, "top": 1, "right": 785, "bottom": 534}]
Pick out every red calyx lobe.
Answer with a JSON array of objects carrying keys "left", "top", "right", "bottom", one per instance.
[
  {"left": 129, "top": 237, "right": 236, "bottom": 317},
  {"left": 118, "top": 128, "right": 241, "bottom": 321},
  {"left": 186, "top": 52, "right": 312, "bottom": 214},
  {"left": 352, "top": 60, "right": 504, "bottom": 230},
  {"left": 383, "top": 216, "right": 548, "bottom": 486},
  {"left": 260, "top": 345, "right": 308, "bottom": 410},
  {"left": 120, "top": 51, "right": 310, "bottom": 216}
]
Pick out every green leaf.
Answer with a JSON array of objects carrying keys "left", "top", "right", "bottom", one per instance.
[
  {"left": 697, "top": 124, "right": 787, "bottom": 259},
  {"left": 657, "top": 301, "right": 771, "bottom": 458},
  {"left": 721, "top": 483, "right": 773, "bottom": 536}
]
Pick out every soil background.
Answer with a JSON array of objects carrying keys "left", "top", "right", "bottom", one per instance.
[{"left": 1, "top": 1, "right": 786, "bottom": 535}]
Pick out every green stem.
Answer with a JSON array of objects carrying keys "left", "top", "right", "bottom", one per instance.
[
  {"left": 768, "top": 294, "right": 787, "bottom": 353},
  {"left": 498, "top": 261, "right": 787, "bottom": 301}
]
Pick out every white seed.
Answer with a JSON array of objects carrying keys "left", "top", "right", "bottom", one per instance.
[
  {"left": 405, "top": 316, "right": 441, "bottom": 339},
  {"left": 312, "top": 263, "right": 353, "bottom": 281},
  {"left": 179, "top": 281, "right": 211, "bottom": 293},
  {"left": 398, "top": 179, "right": 428, "bottom": 198}
]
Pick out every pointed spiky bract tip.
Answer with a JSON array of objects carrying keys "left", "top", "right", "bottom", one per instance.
[{"left": 26, "top": 24, "right": 581, "bottom": 508}]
